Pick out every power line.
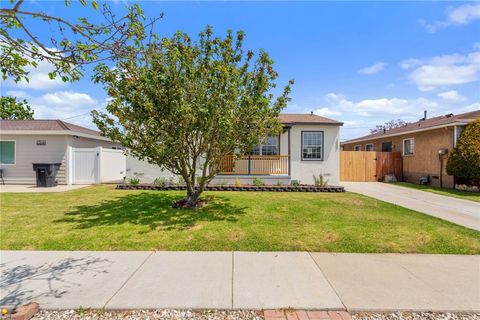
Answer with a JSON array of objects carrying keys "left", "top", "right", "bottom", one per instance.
[{"left": 60, "top": 106, "right": 106, "bottom": 121}]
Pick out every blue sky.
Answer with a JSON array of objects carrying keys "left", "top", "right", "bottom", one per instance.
[{"left": 2, "top": 1, "right": 479, "bottom": 140}]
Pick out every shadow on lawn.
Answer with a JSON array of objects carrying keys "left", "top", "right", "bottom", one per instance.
[{"left": 56, "top": 192, "right": 246, "bottom": 231}]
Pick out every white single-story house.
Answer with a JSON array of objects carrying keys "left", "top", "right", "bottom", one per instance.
[
  {"left": 1, "top": 113, "right": 342, "bottom": 186},
  {"left": 0, "top": 120, "right": 123, "bottom": 185},
  {"left": 126, "top": 113, "right": 343, "bottom": 185}
]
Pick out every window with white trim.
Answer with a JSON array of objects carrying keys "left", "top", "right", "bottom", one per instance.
[
  {"left": 302, "top": 131, "right": 323, "bottom": 160},
  {"left": 365, "top": 144, "right": 374, "bottom": 151},
  {"left": 354, "top": 145, "right": 361, "bottom": 151},
  {"left": 0, "top": 141, "right": 15, "bottom": 164},
  {"left": 403, "top": 138, "right": 415, "bottom": 156},
  {"left": 249, "top": 136, "right": 279, "bottom": 156}
]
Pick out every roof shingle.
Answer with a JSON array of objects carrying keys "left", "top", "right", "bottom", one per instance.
[
  {"left": 344, "top": 110, "right": 480, "bottom": 143},
  {"left": 279, "top": 113, "right": 342, "bottom": 125},
  {"left": 0, "top": 120, "right": 102, "bottom": 136}
]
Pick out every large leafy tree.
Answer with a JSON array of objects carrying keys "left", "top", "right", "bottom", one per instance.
[
  {"left": 1, "top": 0, "right": 161, "bottom": 83},
  {"left": 93, "top": 27, "right": 293, "bottom": 207},
  {"left": 0, "top": 96, "right": 34, "bottom": 119},
  {"left": 447, "top": 120, "right": 480, "bottom": 181}
]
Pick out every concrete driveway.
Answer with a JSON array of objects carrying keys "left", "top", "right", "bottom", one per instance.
[{"left": 341, "top": 182, "right": 480, "bottom": 231}]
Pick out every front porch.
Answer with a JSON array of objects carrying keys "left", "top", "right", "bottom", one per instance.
[{"left": 219, "top": 155, "right": 290, "bottom": 175}]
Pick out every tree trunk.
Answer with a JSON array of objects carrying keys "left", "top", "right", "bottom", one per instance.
[{"left": 186, "top": 189, "right": 200, "bottom": 208}]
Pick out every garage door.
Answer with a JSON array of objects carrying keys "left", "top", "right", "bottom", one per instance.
[{"left": 72, "top": 148, "right": 98, "bottom": 184}]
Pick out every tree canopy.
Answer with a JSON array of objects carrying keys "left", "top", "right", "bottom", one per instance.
[
  {"left": 370, "top": 119, "right": 406, "bottom": 134},
  {"left": 93, "top": 26, "right": 293, "bottom": 207},
  {"left": 0, "top": 96, "right": 34, "bottom": 119},
  {"left": 1, "top": 0, "right": 161, "bottom": 83},
  {"left": 446, "top": 120, "right": 480, "bottom": 181}
]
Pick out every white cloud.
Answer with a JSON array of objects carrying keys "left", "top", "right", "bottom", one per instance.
[
  {"left": 358, "top": 62, "right": 386, "bottom": 75},
  {"left": 5, "top": 90, "right": 30, "bottom": 98},
  {"left": 4, "top": 47, "right": 69, "bottom": 90},
  {"left": 438, "top": 90, "right": 466, "bottom": 102},
  {"left": 322, "top": 93, "right": 439, "bottom": 117},
  {"left": 6, "top": 59, "right": 68, "bottom": 90},
  {"left": 420, "top": 3, "right": 480, "bottom": 33},
  {"left": 28, "top": 91, "right": 100, "bottom": 129},
  {"left": 314, "top": 107, "right": 341, "bottom": 117},
  {"left": 401, "top": 50, "right": 480, "bottom": 91}
]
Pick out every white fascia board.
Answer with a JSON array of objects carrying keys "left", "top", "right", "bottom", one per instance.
[
  {"left": 0, "top": 130, "right": 112, "bottom": 142},
  {"left": 344, "top": 121, "right": 471, "bottom": 144}
]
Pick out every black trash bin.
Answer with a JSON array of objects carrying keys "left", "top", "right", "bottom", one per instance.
[{"left": 32, "top": 163, "right": 61, "bottom": 187}]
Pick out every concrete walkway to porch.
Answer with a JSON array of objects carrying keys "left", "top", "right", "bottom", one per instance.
[
  {"left": 341, "top": 182, "right": 480, "bottom": 231},
  {"left": 1, "top": 251, "right": 479, "bottom": 312}
]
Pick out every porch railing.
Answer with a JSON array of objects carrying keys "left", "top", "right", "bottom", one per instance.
[{"left": 219, "top": 155, "right": 289, "bottom": 175}]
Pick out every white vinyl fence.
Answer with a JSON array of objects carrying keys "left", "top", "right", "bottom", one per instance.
[{"left": 67, "top": 147, "right": 126, "bottom": 185}]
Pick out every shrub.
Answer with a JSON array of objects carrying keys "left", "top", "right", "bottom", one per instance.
[
  {"left": 291, "top": 180, "right": 300, "bottom": 186},
  {"left": 253, "top": 177, "right": 265, "bottom": 186},
  {"left": 129, "top": 176, "right": 140, "bottom": 185},
  {"left": 153, "top": 177, "right": 168, "bottom": 187},
  {"left": 234, "top": 177, "right": 241, "bottom": 187},
  {"left": 447, "top": 120, "right": 480, "bottom": 180},
  {"left": 312, "top": 173, "right": 328, "bottom": 187}
]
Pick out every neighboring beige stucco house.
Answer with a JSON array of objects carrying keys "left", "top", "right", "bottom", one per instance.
[{"left": 126, "top": 113, "right": 343, "bottom": 185}]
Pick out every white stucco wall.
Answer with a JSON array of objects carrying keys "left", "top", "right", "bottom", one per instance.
[
  {"left": 126, "top": 156, "right": 175, "bottom": 183},
  {"left": 125, "top": 123, "right": 341, "bottom": 185},
  {"left": 288, "top": 124, "right": 341, "bottom": 185}
]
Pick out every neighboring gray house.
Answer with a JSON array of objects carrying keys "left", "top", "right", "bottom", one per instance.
[
  {"left": 0, "top": 120, "right": 122, "bottom": 185},
  {"left": 127, "top": 113, "right": 343, "bottom": 185}
]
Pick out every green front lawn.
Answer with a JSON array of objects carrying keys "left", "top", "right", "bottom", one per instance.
[
  {"left": 391, "top": 182, "right": 480, "bottom": 203},
  {"left": 1, "top": 185, "right": 479, "bottom": 253}
]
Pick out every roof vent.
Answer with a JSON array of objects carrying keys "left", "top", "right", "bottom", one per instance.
[
  {"left": 310, "top": 111, "right": 314, "bottom": 116},
  {"left": 445, "top": 113, "right": 454, "bottom": 118}
]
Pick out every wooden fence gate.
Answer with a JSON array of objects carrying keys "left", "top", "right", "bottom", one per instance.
[{"left": 340, "top": 151, "right": 402, "bottom": 182}]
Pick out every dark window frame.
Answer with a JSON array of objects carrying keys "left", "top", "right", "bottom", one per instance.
[
  {"left": 301, "top": 130, "right": 324, "bottom": 161},
  {"left": 248, "top": 134, "right": 281, "bottom": 156}
]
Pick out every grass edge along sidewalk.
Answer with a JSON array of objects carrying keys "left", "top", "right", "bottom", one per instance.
[{"left": 1, "top": 184, "right": 479, "bottom": 253}]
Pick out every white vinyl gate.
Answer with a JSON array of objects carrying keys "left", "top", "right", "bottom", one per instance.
[
  {"left": 72, "top": 148, "right": 98, "bottom": 184},
  {"left": 68, "top": 147, "right": 126, "bottom": 185}
]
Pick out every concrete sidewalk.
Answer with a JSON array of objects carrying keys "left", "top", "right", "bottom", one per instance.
[
  {"left": 341, "top": 182, "right": 480, "bottom": 231},
  {"left": 1, "top": 251, "right": 479, "bottom": 312}
]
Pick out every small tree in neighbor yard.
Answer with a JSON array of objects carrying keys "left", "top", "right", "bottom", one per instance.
[
  {"left": 92, "top": 26, "right": 293, "bottom": 208},
  {"left": 446, "top": 120, "right": 480, "bottom": 182},
  {"left": 1, "top": 96, "right": 34, "bottom": 119}
]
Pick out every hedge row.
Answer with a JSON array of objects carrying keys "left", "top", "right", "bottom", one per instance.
[{"left": 116, "top": 184, "right": 345, "bottom": 192}]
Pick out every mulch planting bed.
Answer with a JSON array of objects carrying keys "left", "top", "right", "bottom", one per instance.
[{"left": 116, "top": 184, "right": 345, "bottom": 192}]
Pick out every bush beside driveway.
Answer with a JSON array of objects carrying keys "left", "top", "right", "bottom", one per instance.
[{"left": 1, "top": 185, "right": 478, "bottom": 253}]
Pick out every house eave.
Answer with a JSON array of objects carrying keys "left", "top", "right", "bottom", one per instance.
[
  {"left": 342, "top": 121, "right": 469, "bottom": 145},
  {"left": 281, "top": 122, "right": 343, "bottom": 126},
  {"left": 0, "top": 130, "right": 113, "bottom": 142}
]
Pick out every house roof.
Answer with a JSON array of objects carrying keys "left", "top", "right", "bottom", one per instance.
[
  {"left": 0, "top": 119, "right": 108, "bottom": 140},
  {"left": 279, "top": 113, "right": 343, "bottom": 125},
  {"left": 343, "top": 110, "right": 480, "bottom": 144}
]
